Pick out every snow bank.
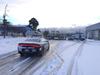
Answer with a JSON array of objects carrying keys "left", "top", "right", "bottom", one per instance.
[{"left": 0, "top": 37, "right": 26, "bottom": 55}]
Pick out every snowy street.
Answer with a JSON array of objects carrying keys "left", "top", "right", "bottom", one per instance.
[
  {"left": 0, "top": 0, "right": 100, "bottom": 74},
  {"left": 0, "top": 38, "right": 100, "bottom": 75}
]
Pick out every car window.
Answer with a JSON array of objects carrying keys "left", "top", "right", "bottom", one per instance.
[{"left": 25, "top": 38, "right": 40, "bottom": 42}]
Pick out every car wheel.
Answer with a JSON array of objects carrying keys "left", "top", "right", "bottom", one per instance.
[
  {"left": 47, "top": 42, "right": 50, "bottom": 51},
  {"left": 47, "top": 45, "right": 49, "bottom": 51},
  {"left": 38, "top": 51, "right": 43, "bottom": 56},
  {"left": 20, "top": 53, "right": 24, "bottom": 57},
  {"left": 38, "top": 47, "right": 44, "bottom": 57}
]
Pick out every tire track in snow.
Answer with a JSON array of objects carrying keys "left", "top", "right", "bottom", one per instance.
[
  {"left": 67, "top": 41, "right": 85, "bottom": 75},
  {"left": 0, "top": 52, "right": 20, "bottom": 67},
  {"left": 20, "top": 40, "right": 63, "bottom": 75},
  {"left": 31, "top": 41, "right": 84, "bottom": 75},
  {"left": 9, "top": 57, "right": 41, "bottom": 75},
  {"left": 20, "top": 55, "right": 47, "bottom": 75},
  {"left": 45, "top": 41, "right": 80, "bottom": 75},
  {"left": 32, "top": 41, "right": 79, "bottom": 75},
  {"left": 0, "top": 51, "right": 17, "bottom": 60},
  {"left": 0, "top": 56, "right": 30, "bottom": 75},
  {"left": 0, "top": 40, "right": 80, "bottom": 75},
  {"left": 43, "top": 41, "right": 79, "bottom": 75},
  {"left": 56, "top": 41, "right": 79, "bottom": 55},
  {"left": 0, "top": 41, "right": 59, "bottom": 75}
]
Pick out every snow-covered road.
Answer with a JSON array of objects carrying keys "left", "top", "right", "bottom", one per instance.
[
  {"left": 33, "top": 41, "right": 83, "bottom": 75},
  {"left": 0, "top": 37, "right": 100, "bottom": 75},
  {"left": 0, "top": 37, "right": 79, "bottom": 75},
  {"left": 0, "top": 38, "right": 67, "bottom": 75}
]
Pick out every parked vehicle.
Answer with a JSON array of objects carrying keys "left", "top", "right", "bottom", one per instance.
[
  {"left": 68, "top": 37, "right": 74, "bottom": 40},
  {"left": 68, "top": 33, "right": 85, "bottom": 41},
  {"left": 18, "top": 37, "right": 49, "bottom": 56},
  {"left": 46, "top": 31, "right": 66, "bottom": 40}
]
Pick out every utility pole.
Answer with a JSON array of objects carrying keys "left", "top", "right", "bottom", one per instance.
[{"left": 3, "top": 4, "right": 7, "bottom": 38}]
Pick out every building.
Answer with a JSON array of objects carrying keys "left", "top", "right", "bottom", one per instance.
[
  {"left": 0, "top": 24, "right": 33, "bottom": 37},
  {"left": 86, "top": 23, "right": 100, "bottom": 40}
]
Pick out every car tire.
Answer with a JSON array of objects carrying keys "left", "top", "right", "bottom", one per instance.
[
  {"left": 38, "top": 51, "right": 43, "bottom": 57},
  {"left": 47, "top": 42, "right": 50, "bottom": 51},
  {"left": 20, "top": 53, "right": 24, "bottom": 57},
  {"left": 47, "top": 45, "right": 49, "bottom": 51},
  {"left": 38, "top": 47, "right": 44, "bottom": 57}
]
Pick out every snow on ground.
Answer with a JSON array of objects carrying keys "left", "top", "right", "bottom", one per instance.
[
  {"left": 33, "top": 40, "right": 100, "bottom": 75},
  {"left": 40, "top": 54, "right": 63, "bottom": 75},
  {"left": 56, "top": 42, "right": 83, "bottom": 75},
  {"left": 33, "top": 41, "right": 81, "bottom": 75},
  {"left": 32, "top": 52, "right": 64, "bottom": 75},
  {"left": 0, "top": 37, "right": 27, "bottom": 55},
  {"left": 0, "top": 37, "right": 100, "bottom": 75},
  {"left": 72, "top": 40, "right": 100, "bottom": 75}
]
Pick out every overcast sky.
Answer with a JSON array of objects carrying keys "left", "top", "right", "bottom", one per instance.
[{"left": 0, "top": 0, "right": 100, "bottom": 28}]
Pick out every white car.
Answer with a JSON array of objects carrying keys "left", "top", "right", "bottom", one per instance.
[{"left": 18, "top": 37, "right": 49, "bottom": 56}]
